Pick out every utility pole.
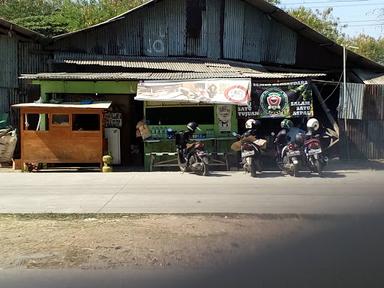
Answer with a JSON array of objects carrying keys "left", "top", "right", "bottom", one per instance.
[
  {"left": 343, "top": 45, "right": 350, "bottom": 160},
  {"left": 342, "top": 45, "right": 358, "bottom": 160}
]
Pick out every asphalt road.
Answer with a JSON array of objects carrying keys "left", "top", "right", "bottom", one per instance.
[
  {"left": 1, "top": 166, "right": 384, "bottom": 214},
  {"left": 1, "top": 165, "right": 384, "bottom": 288}
]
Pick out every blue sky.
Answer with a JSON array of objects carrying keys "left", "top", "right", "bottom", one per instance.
[{"left": 278, "top": 0, "right": 384, "bottom": 39}]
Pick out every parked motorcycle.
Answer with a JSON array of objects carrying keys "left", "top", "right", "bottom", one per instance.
[
  {"left": 303, "top": 118, "right": 328, "bottom": 176},
  {"left": 274, "top": 132, "right": 305, "bottom": 177},
  {"left": 175, "top": 122, "right": 209, "bottom": 176},
  {"left": 231, "top": 132, "right": 267, "bottom": 177}
]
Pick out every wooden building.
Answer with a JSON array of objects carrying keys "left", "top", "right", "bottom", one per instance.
[{"left": 15, "top": 0, "right": 384, "bottom": 165}]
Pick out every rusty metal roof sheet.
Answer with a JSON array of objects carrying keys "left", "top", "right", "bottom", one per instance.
[
  {"left": 51, "top": 0, "right": 384, "bottom": 72},
  {"left": 353, "top": 69, "right": 384, "bottom": 85},
  {"left": 53, "top": 53, "right": 267, "bottom": 74},
  {"left": 0, "top": 18, "right": 46, "bottom": 40},
  {"left": 20, "top": 71, "right": 325, "bottom": 81}
]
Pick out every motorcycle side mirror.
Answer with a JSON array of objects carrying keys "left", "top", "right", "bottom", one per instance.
[
  {"left": 232, "top": 132, "right": 238, "bottom": 137},
  {"left": 271, "top": 132, "right": 276, "bottom": 137}
]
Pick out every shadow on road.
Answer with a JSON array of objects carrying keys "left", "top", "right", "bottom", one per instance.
[
  {"left": 328, "top": 160, "right": 384, "bottom": 171},
  {"left": 294, "top": 171, "right": 347, "bottom": 179}
]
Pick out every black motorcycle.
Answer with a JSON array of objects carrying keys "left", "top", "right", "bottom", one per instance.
[
  {"left": 274, "top": 132, "right": 305, "bottom": 177},
  {"left": 304, "top": 133, "right": 328, "bottom": 176},
  {"left": 175, "top": 131, "right": 209, "bottom": 176},
  {"left": 232, "top": 132, "right": 266, "bottom": 177}
]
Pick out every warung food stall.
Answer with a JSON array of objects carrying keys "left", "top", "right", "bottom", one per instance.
[
  {"left": 134, "top": 79, "right": 251, "bottom": 171},
  {"left": 13, "top": 102, "right": 111, "bottom": 170}
]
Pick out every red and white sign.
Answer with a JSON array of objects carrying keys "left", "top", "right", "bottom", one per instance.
[{"left": 135, "top": 79, "right": 251, "bottom": 105}]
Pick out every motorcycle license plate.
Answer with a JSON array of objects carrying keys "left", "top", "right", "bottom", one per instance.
[
  {"left": 197, "top": 151, "right": 208, "bottom": 157},
  {"left": 308, "top": 148, "right": 322, "bottom": 155},
  {"left": 242, "top": 150, "right": 255, "bottom": 158},
  {"left": 287, "top": 150, "right": 300, "bottom": 157}
]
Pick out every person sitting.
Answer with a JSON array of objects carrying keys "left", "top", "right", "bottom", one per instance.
[
  {"left": 275, "top": 119, "right": 304, "bottom": 156},
  {"left": 243, "top": 119, "right": 262, "bottom": 138}
]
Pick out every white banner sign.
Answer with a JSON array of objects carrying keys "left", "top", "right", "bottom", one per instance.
[{"left": 135, "top": 79, "right": 251, "bottom": 105}]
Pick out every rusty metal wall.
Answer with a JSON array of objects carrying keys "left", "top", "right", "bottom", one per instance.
[
  {"left": 223, "top": 0, "right": 244, "bottom": 60},
  {"left": 206, "top": 0, "right": 222, "bottom": 59},
  {"left": 52, "top": 0, "right": 297, "bottom": 64},
  {"left": 340, "top": 120, "right": 384, "bottom": 159},
  {"left": 0, "top": 88, "right": 9, "bottom": 113},
  {"left": 364, "top": 85, "right": 384, "bottom": 120},
  {"left": 340, "top": 84, "right": 384, "bottom": 159},
  {"left": 0, "top": 35, "right": 18, "bottom": 89},
  {"left": 242, "top": 2, "right": 296, "bottom": 64},
  {"left": 339, "top": 83, "right": 365, "bottom": 120},
  {"left": 0, "top": 36, "right": 48, "bottom": 114}
]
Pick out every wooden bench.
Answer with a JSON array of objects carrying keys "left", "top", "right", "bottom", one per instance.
[{"left": 145, "top": 152, "right": 230, "bottom": 172}]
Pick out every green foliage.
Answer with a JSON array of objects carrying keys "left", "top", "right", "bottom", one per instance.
[
  {"left": 0, "top": 0, "right": 147, "bottom": 36},
  {"left": 347, "top": 35, "right": 384, "bottom": 64},
  {"left": 289, "top": 7, "right": 346, "bottom": 43},
  {"left": 288, "top": 6, "right": 383, "bottom": 64},
  {"left": 14, "top": 15, "right": 69, "bottom": 36}
]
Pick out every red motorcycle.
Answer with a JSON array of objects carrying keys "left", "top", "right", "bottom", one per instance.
[{"left": 304, "top": 134, "right": 328, "bottom": 176}]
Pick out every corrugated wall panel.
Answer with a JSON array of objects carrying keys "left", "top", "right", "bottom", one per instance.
[
  {"left": 18, "top": 42, "right": 50, "bottom": 74},
  {"left": 143, "top": 0, "right": 170, "bottom": 57},
  {"left": 339, "top": 83, "right": 365, "bottom": 120},
  {"left": 0, "top": 88, "right": 9, "bottom": 113},
  {"left": 341, "top": 120, "right": 384, "bottom": 159},
  {"left": 275, "top": 23, "right": 297, "bottom": 65},
  {"left": 364, "top": 85, "right": 384, "bottom": 120},
  {"left": 339, "top": 84, "right": 384, "bottom": 159},
  {"left": 0, "top": 36, "right": 18, "bottom": 89},
  {"left": 168, "top": 0, "right": 186, "bottom": 56},
  {"left": 242, "top": 3, "right": 264, "bottom": 63},
  {"left": 206, "top": 0, "right": 222, "bottom": 59},
  {"left": 51, "top": 0, "right": 297, "bottom": 63},
  {"left": 223, "top": 0, "right": 244, "bottom": 60}
]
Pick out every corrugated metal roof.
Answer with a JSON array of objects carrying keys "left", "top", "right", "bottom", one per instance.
[
  {"left": 20, "top": 71, "right": 325, "bottom": 81},
  {"left": 0, "top": 18, "right": 46, "bottom": 41},
  {"left": 51, "top": 0, "right": 384, "bottom": 72},
  {"left": 54, "top": 53, "right": 268, "bottom": 73},
  {"left": 12, "top": 101, "right": 112, "bottom": 110},
  {"left": 353, "top": 69, "right": 384, "bottom": 85}
]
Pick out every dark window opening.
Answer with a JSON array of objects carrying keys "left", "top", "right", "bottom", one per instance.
[
  {"left": 72, "top": 114, "right": 100, "bottom": 131},
  {"left": 52, "top": 114, "right": 69, "bottom": 126},
  {"left": 24, "top": 114, "right": 49, "bottom": 131},
  {"left": 146, "top": 106, "right": 214, "bottom": 125},
  {"left": 186, "top": 0, "right": 205, "bottom": 38}
]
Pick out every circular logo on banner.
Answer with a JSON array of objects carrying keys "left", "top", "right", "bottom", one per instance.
[
  {"left": 260, "top": 88, "right": 289, "bottom": 115},
  {"left": 224, "top": 85, "right": 250, "bottom": 104}
]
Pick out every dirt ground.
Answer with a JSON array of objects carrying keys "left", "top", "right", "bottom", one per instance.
[{"left": 0, "top": 214, "right": 336, "bottom": 270}]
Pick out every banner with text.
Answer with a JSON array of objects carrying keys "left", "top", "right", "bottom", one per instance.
[
  {"left": 135, "top": 79, "right": 251, "bottom": 105},
  {"left": 237, "top": 81, "right": 313, "bottom": 119}
]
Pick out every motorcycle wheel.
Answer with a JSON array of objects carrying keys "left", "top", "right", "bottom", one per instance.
[
  {"left": 292, "top": 164, "right": 299, "bottom": 177},
  {"left": 198, "top": 156, "right": 209, "bottom": 176},
  {"left": 250, "top": 158, "right": 257, "bottom": 177},
  {"left": 315, "top": 159, "right": 323, "bottom": 177},
  {"left": 282, "top": 155, "right": 290, "bottom": 175},
  {"left": 177, "top": 157, "right": 187, "bottom": 173}
]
